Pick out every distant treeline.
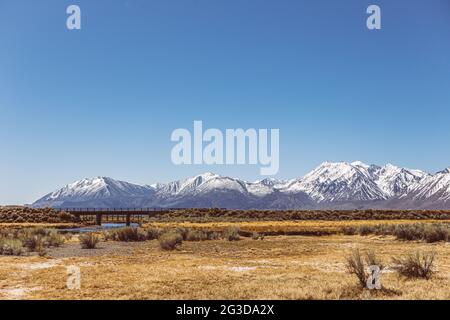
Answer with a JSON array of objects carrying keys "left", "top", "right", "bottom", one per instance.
[
  {"left": 148, "top": 208, "right": 450, "bottom": 222},
  {"left": 2, "top": 206, "right": 450, "bottom": 223}
]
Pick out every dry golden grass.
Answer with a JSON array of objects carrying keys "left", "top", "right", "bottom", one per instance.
[
  {"left": 144, "top": 219, "right": 447, "bottom": 234},
  {"left": 0, "top": 229, "right": 449, "bottom": 300}
]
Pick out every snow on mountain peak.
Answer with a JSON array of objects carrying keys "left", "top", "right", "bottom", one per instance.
[
  {"left": 351, "top": 161, "right": 370, "bottom": 169},
  {"left": 282, "top": 161, "right": 385, "bottom": 202},
  {"left": 32, "top": 162, "right": 450, "bottom": 210},
  {"left": 370, "top": 163, "right": 427, "bottom": 197},
  {"left": 38, "top": 176, "right": 152, "bottom": 204},
  {"left": 438, "top": 168, "right": 450, "bottom": 175}
]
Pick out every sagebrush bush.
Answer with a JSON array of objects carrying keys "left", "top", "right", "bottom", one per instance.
[
  {"left": 106, "top": 227, "right": 148, "bottom": 242},
  {"left": 251, "top": 232, "right": 264, "bottom": 240},
  {"left": 0, "top": 238, "right": 23, "bottom": 256},
  {"left": 223, "top": 227, "right": 240, "bottom": 241},
  {"left": 79, "top": 233, "right": 100, "bottom": 249},
  {"left": 185, "top": 230, "right": 208, "bottom": 241},
  {"left": 345, "top": 249, "right": 384, "bottom": 288},
  {"left": 23, "top": 234, "right": 42, "bottom": 251},
  {"left": 342, "top": 226, "right": 357, "bottom": 235},
  {"left": 392, "top": 251, "right": 436, "bottom": 279},
  {"left": 393, "top": 224, "right": 425, "bottom": 241},
  {"left": 0, "top": 228, "right": 64, "bottom": 256},
  {"left": 342, "top": 223, "right": 450, "bottom": 243},
  {"left": 158, "top": 232, "right": 183, "bottom": 250},
  {"left": 358, "top": 225, "right": 374, "bottom": 236},
  {"left": 207, "top": 231, "right": 221, "bottom": 240},
  {"left": 424, "top": 225, "right": 449, "bottom": 243},
  {"left": 346, "top": 249, "right": 367, "bottom": 288},
  {"left": 366, "top": 249, "right": 384, "bottom": 270},
  {"left": 146, "top": 228, "right": 163, "bottom": 240}
]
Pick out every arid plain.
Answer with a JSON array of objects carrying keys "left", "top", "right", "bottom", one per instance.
[{"left": 0, "top": 208, "right": 449, "bottom": 300}]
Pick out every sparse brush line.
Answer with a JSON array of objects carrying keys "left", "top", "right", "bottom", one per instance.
[
  {"left": 342, "top": 222, "right": 450, "bottom": 243},
  {"left": 0, "top": 227, "right": 65, "bottom": 256}
]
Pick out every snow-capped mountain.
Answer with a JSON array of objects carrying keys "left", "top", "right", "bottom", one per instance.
[
  {"left": 33, "top": 177, "right": 154, "bottom": 208},
  {"left": 32, "top": 162, "right": 450, "bottom": 209},
  {"left": 394, "top": 168, "right": 450, "bottom": 208},
  {"left": 372, "top": 163, "right": 428, "bottom": 197},
  {"left": 281, "top": 161, "right": 386, "bottom": 202},
  {"left": 156, "top": 172, "right": 247, "bottom": 197}
]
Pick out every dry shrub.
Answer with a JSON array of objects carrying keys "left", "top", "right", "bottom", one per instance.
[
  {"left": 185, "top": 230, "right": 208, "bottom": 241},
  {"left": 342, "top": 226, "right": 357, "bottom": 235},
  {"left": 158, "top": 232, "right": 182, "bottom": 250},
  {"left": 345, "top": 249, "right": 384, "bottom": 288},
  {"left": 79, "top": 233, "right": 100, "bottom": 249},
  {"left": 346, "top": 250, "right": 367, "bottom": 288},
  {"left": 251, "top": 231, "right": 264, "bottom": 240},
  {"left": 344, "top": 223, "right": 450, "bottom": 243},
  {"left": 0, "top": 238, "right": 23, "bottom": 256},
  {"left": 0, "top": 228, "right": 64, "bottom": 255},
  {"left": 392, "top": 251, "right": 436, "bottom": 279},
  {"left": 0, "top": 207, "right": 78, "bottom": 223},
  {"left": 223, "top": 227, "right": 240, "bottom": 241},
  {"left": 393, "top": 224, "right": 426, "bottom": 241},
  {"left": 106, "top": 227, "right": 147, "bottom": 242},
  {"left": 145, "top": 227, "right": 163, "bottom": 240},
  {"left": 424, "top": 225, "right": 449, "bottom": 243}
]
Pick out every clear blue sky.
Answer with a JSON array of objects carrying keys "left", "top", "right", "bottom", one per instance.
[{"left": 1, "top": 0, "right": 450, "bottom": 204}]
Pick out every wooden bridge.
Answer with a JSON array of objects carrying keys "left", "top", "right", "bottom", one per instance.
[{"left": 57, "top": 208, "right": 183, "bottom": 226}]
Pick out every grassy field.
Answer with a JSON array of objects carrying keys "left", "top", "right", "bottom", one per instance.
[
  {"left": 144, "top": 219, "right": 448, "bottom": 235},
  {"left": 0, "top": 219, "right": 449, "bottom": 300}
]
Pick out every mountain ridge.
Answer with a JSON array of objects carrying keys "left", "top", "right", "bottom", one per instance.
[{"left": 32, "top": 161, "right": 450, "bottom": 209}]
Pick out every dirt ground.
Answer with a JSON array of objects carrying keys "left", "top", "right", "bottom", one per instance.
[{"left": 1, "top": 233, "right": 449, "bottom": 300}]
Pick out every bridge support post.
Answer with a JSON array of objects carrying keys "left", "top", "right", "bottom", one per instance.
[
  {"left": 126, "top": 214, "right": 131, "bottom": 227},
  {"left": 96, "top": 213, "right": 102, "bottom": 226}
]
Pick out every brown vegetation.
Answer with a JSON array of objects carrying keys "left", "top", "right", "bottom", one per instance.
[
  {"left": 392, "top": 251, "right": 436, "bottom": 279},
  {"left": 342, "top": 223, "right": 450, "bottom": 243},
  {"left": 0, "top": 233, "right": 449, "bottom": 300},
  {"left": 0, "top": 228, "right": 65, "bottom": 256},
  {"left": 79, "top": 233, "right": 100, "bottom": 249},
  {"left": 148, "top": 208, "right": 450, "bottom": 222},
  {"left": 0, "top": 206, "right": 78, "bottom": 224}
]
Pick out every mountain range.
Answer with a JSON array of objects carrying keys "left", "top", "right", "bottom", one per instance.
[{"left": 32, "top": 161, "right": 450, "bottom": 210}]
